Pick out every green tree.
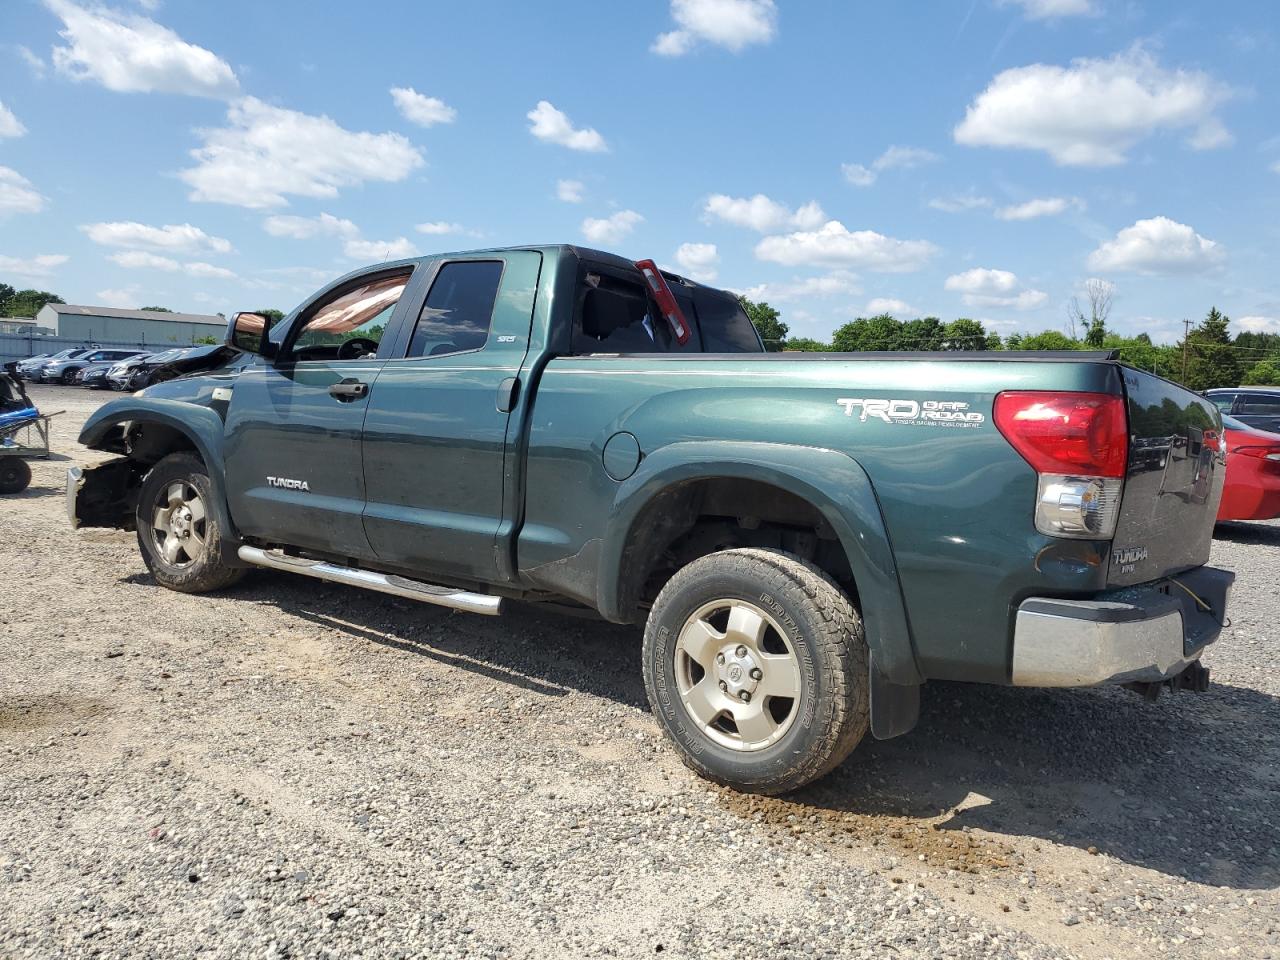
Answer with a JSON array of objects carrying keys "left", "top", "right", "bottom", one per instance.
[
  {"left": 985, "top": 332, "right": 1004, "bottom": 351},
  {"left": 783, "top": 337, "right": 831, "bottom": 352},
  {"left": 943, "top": 318, "right": 988, "bottom": 350},
  {"left": 832, "top": 314, "right": 903, "bottom": 352},
  {"left": 1242, "top": 358, "right": 1280, "bottom": 386},
  {"left": 739, "top": 297, "right": 787, "bottom": 351},
  {"left": 140, "top": 305, "right": 174, "bottom": 313},
  {"left": 1182, "top": 307, "right": 1242, "bottom": 391},
  {"left": 256, "top": 308, "right": 286, "bottom": 325},
  {"left": 0, "top": 283, "right": 14, "bottom": 314},
  {"left": 2, "top": 288, "right": 64, "bottom": 317},
  {"left": 193, "top": 335, "right": 218, "bottom": 345},
  {"left": 899, "top": 316, "right": 946, "bottom": 351},
  {"left": 1020, "top": 330, "right": 1078, "bottom": 351},
  {"left": 1004, "top": 332, "right": 1025, "bottom": 350}
]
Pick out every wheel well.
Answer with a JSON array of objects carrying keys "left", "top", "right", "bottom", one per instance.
[
  {"left": 617, "top": 478, "right": 856, "bottom": 622},
  {"left": 123, "top": 422, "right": 201, "bottom": 466},
  {"left": 72, "top": 422, "right": 206, "bottom": 531}
]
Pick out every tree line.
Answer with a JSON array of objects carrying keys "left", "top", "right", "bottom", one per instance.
[{"left": 741, "top": 298, "right": 1280, "bottom": 391}]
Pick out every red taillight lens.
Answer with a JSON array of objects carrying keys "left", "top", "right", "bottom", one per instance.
[
  {"left": 993, "top": 391, "right": 1128, "bottom": 479},
  {"left": 635, "top": 258, "right": 692, "bottom": 345},
  {"left": 1233, "top": 445, "right": 1280, "bottom": 462}
]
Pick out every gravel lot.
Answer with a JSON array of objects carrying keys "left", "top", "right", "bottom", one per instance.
[{"left": 2, "top": 384, "right": 1277, "bottom": 960}]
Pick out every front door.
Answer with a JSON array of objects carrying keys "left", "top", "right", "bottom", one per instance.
[
  {"left": 360, "top": 251, "right": 541, "bottom": 582},
  {"left": 223, "top": 267, "right": 419, "bottom": 557}
]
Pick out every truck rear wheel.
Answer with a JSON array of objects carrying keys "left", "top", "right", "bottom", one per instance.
[
  {"left": 642, "top": 548, "right": 869, "bottom": 795},
  {"left": 136, "top": 452, "right": 245, "bottom": 593}
]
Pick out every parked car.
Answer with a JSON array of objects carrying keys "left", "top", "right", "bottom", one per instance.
[
  {"left": 70, "top": 245, "right": 1232, "bottom": 795},
  {"left": 13, "top": 353, "right": 54, "bottom": 379},
  {"left": 18, "top": 349, "right": 89, "bottom": 380},
  {"left": 107, "top": 351, "right": 173, "bottom": 390},
  {"left": 78, "top": 358, "right": 135, "bottom": 389},
  {"left": 40, "top": 349, "right": 147, "bottom": 384},
  {"left": 1206, "top": 386, "right": 1280, "bottom": 436},
  {"left": 121, "top": 344, "right": 251, "bottom": 391},
  {"left": 1217, "top": 414, "right": 1280, "bottom": 522}
]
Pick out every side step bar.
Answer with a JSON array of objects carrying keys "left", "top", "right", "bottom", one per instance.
[{"left": 237, "top": 546, "right": 503, "bottom": 616}]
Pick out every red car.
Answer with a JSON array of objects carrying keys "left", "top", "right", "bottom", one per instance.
[{"left": 1217, "top": 415, "right": 1280, "bottom": 522}]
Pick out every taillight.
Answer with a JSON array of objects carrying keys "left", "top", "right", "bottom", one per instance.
[
  {"left": 994, "top": 391, "right": 1129, "bottom": 540},
  {"left": 1233, "top": 445, "right": 1280, "bottom": 462},
  {"left": 635, "top": 259, "right": 692, "bottom": 346}
]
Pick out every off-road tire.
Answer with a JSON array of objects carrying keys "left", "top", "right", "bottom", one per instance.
[
  {"left": 642, "top": 548, "right": 869, "bottom": 795},
  {"left": 136, "top": 452, "right": 245, "bottom": 593},
  {"left": 0, "top": 458, "right": 32, "bottom": 494}
]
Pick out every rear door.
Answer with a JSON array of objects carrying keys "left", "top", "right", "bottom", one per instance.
[
  {"left": 360, "top": 251, "right": 542, "bottom": 583},
  {"left": 223, "top": 265, "right": 421, "bottom": 557},
  {"left": 1108, "top": 368, "right": 1225, "bottom": 586}
]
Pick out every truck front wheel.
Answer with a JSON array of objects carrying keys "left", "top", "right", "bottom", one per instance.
[
  {"left": 642, "top": 548, "right": 869, "bottom": 795},
  {"left": 136, "top": 452, "right": 245, "bottom": 593}
]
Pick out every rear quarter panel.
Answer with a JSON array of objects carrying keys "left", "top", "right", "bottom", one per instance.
[{"left": 520, "top": 355, "right": 1123, "bottom": 683}]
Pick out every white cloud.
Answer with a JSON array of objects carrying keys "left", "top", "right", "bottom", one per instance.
[
  {"left": 181, "top": 97, "right": 424, "bottom": 208},
  {"left": 581, "top": 210, "right": 644, "bottom": 246},
  {"left": 652, "top": 0, "right": 777, "bottom": 56},
  {"left": 1272, "top": 160, "right": 1280, "bottom": 175},
  {"left": 556, "top": 179, "right": 585, "bottom": 203},
  {"left": 955, "top": 49, "right": 1231, "bottom": 166},
  {"left": 928, "top": 192, "right": 992, "bottom": 213},
  {"left": 390, "top": 86, "right": 456, "bottom": 127},
  {"left": 343, "top": 237, "right": 420, "bottom": 261},
  {"left": 842, "top": 145, "right": 939, "bottom": 187},
  {"left": 0, "top": 167, "right": 47, "bottom": 215},
  {"left": 0, "top": 253, "right": 69, "bottom": 279},
  {"left": 415, "top": 221, "right": 462, "bottom": 235},
  {"left": 526, "top": 100, "right": 606, "bottom": 152},
  {"left": 865, "top": 297, "right": 917, "bottom": 317},
  {"left": 674, "top": 242, "right": 719, "bottom": 281},
  {"left": 0, "top": 100, "right": 26, "bottom": 138},
  {"left": 945, "top": 267, "right": 1048, "bottom": 308},
  {"left": 1087, "top": 216, "right": 1224, "bottom": 274},
  {"left": 46, "top": 0, "right": 238, "bottom": 98},
  {"left": 82, "top": 220, "right": 232, "bottom": 254},
  {"left": 755, "top": 221, "right": 938, "bottom": 272},
  {"left": 1238, "top": 316, "right": 1280, "bottom": 334},
  {"left": 998, "top": 0, "right": 1097, "bottom": 19},
  {"left": 262, "top": 212, "right": 359, "bottom": 239},
  {"left": 742, "top": 271, "right": 861, "bottom": 303},
  {"left": 995, "top": 196, "right": 1081, "bottom": 220},
  {"left": 703, "top": 193, "right": 825, "bottom": 232},
  {"left": 108, "top": 249, "right": 237, "bottom": 279},
  {"left": 17, "top": 46, "right": 47, "bottom": 77},
  {"left": 95, "top": 286, "right": 140, "bottom": 308}
]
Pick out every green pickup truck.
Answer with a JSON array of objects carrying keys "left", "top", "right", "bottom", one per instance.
[{"left": 69, "top": 244, "right": 1233, "bottom": 794}]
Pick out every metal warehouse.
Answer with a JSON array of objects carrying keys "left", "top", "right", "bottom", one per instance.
[{"left": 35, "top": 304, "right": 225, "bottom": 346}]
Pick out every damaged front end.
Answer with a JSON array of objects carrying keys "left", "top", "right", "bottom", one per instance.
[{"left": 66, "top": 456, "right": 144, "bottom": 530}]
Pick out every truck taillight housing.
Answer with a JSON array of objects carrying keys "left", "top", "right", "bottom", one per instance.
[
  {"left": 994, "top": 391, "right": 1129, "bottom": 540},
  {"left": 635, "top": 259, "right": 692, "bottom": 346}
]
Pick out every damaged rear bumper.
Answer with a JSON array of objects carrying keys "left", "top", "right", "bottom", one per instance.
[{"left": 1011, "top": 565, "right": 1234, "bottom": 687}]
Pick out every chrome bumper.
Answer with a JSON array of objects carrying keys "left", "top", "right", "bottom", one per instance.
[{"left": 1011, "top": 566, "right": 1233, "bottom": 687}]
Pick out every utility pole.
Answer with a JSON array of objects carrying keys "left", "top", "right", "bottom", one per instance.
[{"left": 1181, "top": 318, "right": 1192, "bottom": 381}]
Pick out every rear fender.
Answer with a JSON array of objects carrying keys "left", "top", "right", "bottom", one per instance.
[
  {"left": 600, "top": 440, "right": 921, "bottom": 687},
  {"left": 77, "top": 397, "right": 237, "bottom": 540}
]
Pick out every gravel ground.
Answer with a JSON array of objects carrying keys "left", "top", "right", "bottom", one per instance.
[{"left": 1, "top": 384, "right": 1277, "bottom": 960}]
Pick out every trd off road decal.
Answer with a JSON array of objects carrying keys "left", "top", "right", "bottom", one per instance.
[{"left": 836, "top": 397, "right": 985, "bottom": 428}]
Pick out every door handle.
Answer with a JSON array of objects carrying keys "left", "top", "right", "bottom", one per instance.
[{"left": 329, "top": 378, "right": 369, "bottom": 401}]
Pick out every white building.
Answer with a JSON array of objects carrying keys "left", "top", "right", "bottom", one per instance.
[{"left": 35, "top": 304, "right": 225, "bottom": 346}]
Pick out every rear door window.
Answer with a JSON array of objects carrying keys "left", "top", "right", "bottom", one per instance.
[
  {"left": 406, "top": 260, "right": 503, "bottom": 358},
  {"left": 690, "top": 292, "right": 763, "bottom": 352}
]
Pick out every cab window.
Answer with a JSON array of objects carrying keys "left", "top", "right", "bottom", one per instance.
[
  {"left": 1208, "top": 393, "right": 1234, "bottom": 413},
  {"left": 290, "top": 271, "right": 411, "bottom": 361},
  {"left": 572, "top": 271, "right": 699, "bottom": 354},
  {"left": 406, "top": 260, "right": 503, "bottom": 358},
  {"left": 1237, "top": 393, "right": 1280, "bottom": 415}
]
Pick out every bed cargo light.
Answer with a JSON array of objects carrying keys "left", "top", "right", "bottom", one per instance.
[
  {"left": 993, "top": 391, "right": 1129, "bottom": 540},
  {"left": 635, "top": 259, "right": 692, "bottom": 346}
]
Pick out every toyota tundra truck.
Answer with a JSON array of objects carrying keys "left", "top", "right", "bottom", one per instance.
[{"left": 68, "top": 244, "right": 1233, "bottom": 795}]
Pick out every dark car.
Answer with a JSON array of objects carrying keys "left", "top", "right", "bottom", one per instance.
[
  {"left": 81, "top": 356, "right": 148, "bottom": 389},
  {"left": 1205, "top": 387, "right": 1280, "bottom": 436},
  {"left": 127, "top": 345, "right": 248, "bottom": 390}
]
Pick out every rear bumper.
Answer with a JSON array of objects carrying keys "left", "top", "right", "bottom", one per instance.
[{"left": 1011, "top": 565, "right": 1233, "bottom": 687}]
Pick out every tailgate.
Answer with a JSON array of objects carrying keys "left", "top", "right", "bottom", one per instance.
[{"left": 1108, "top": 368, "right": 1224, "bottom": 587}]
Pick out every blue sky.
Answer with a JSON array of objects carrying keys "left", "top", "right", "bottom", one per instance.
[{"left": 1, "top": 0, "right": 1277, "bottom": 343}]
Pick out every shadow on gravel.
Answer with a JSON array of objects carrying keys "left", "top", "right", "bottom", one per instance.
[
  {"left": 1213, "top": 521, "right": 1280, "bottom": 545},
  {"left": 232, "top": 570, "right": 648, "bottom": 708},
  {"left": 786, "top": 680, "right": 1280, "bottom": 891},
  {"left": 144, "top": 568, "right": 1279, "bottom": 890}
]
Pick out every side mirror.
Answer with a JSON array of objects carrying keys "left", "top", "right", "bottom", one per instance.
[{"left": 227, "top": 312, "right": 271, "bottom": 355}]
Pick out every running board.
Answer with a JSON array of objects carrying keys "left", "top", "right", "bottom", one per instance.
[{"left": 237, "top": 546, "right": 503, "bottom": 616}]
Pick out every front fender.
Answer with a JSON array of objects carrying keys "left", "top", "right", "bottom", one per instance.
[
  {"left": 599, "top": 440, "right": 921, "bottom": 686},
  {"left": 78, "top": 397, "right": 237, "bottom": 540}
]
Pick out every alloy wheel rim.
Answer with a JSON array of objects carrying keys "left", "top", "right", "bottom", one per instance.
[
  {"left": 150, "top": 481, "right": 208, "bottom": 568},
  {"left": 674, "top": 598, "right": 804, "bottom": 752}
]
